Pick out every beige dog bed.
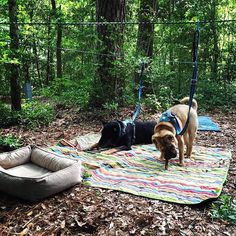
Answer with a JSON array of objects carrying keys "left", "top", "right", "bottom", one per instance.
[{"left": 0, "top": 145, "right": 82, "bottom": 201}]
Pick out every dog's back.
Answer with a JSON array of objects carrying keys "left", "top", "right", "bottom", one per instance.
[
  {"left": 97, "top": 120, "right": 157, "bottom": 149},
  {"left": 134, "top": 121, "right": 157, "bottom": 144}
]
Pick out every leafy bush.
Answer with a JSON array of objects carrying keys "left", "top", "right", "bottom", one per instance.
[
  {"left": 197, "top": 80, "right": 236, "bottom": 110},
  {"left": 0, "top": 135, "right": 22, "bottom": 150},
  {"left": 0, "top": 103, "right": 20, "bottom": 127},
  {"left": 144, "top": 86, "right": 175, "bottom": 111},
  {"left": 210, "top": 194, "right": 236, "bottom": 223},
  {"left": 20, "top": 101, "right": 54, "bottom": 128},
  {"left": 0, "top": 101, "right": 54, "bottom": 128},
  {"left": 41, "top": 77, "right": 91, "bottom": 107}
]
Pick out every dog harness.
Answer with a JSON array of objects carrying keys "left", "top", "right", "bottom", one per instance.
[
  {"left": 159, "top": 111, "right": 182, "bottom": 135},
  {"left": 116, "top": 119, "right": 136, "bottom": 143}
]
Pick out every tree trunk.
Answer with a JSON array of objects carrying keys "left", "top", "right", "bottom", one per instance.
[
  {"left": 51, "top": 0, "right": 63, "bottom": 78},
  {"left": 90, "top": 0, "right": 125, "bottom": 107},
  {"left": 46, "top": 13, "right": 53, "bottom": 85},
  {"left": 29, "top": 6, "right": 41, "bottom": 86},
  {"left": 136, "top": 0, "right": 156, "bottom": 59},
  {"left": 210, "top": 0, "right": 219, "bottom": 80},
  {"left": 134, "top": 0, "right": 156, "bottom": 94},
  {"left": 8, "top": 0, "right": 21, "bottom": 111}
]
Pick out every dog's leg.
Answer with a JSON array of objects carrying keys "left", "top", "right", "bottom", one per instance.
[
  {"left": 84, "top": 143, "right": 99, "bottom": 151},
  {"left": 186, "top": 133, "right": 195, "bottom": 159},
  {"left": 159, "top": 151, "right": 165, "bottom": 161},
  {"left": 101, "top": 146, "right": 130, "bottom": 154},
  {"left": 177, "top": 136, "right": 185, "bottom": 166}
]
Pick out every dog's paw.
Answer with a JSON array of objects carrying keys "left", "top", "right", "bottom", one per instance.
[
  {"left": 101, "top": 149, "right": 118, "bottom": 155},
  {"left": 179, "top": 162, "right": 185, "bottom": 167}
]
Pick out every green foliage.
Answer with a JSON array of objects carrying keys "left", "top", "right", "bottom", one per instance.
[
  {"left": 82, "top": 170, "right": 92, "bottom": 179},
  {"left": 197, "top": 80, "right": 236, "bottom": 110},
  {"left": 20, "top": 101, "right": 54, "bottom": 128},
  {"left": 0, "top": 0, "right": 236, "bottom": 111},
  {"left": 0, "top": 135, "right": 22, "bottom": 150},
  {"left": 0, "top": 103, "right": 20, "bottom": 127},
  {"left": 210, "top": 194, "right": 236, "bottom": 223},
  {"left": 102, "top": 101, "right": 119, "bottom": 112},
  {"left": 0, "top": 101, "right": 54, "bottom": 128},
  {"left": 41, "top": 77, "right": 91, "bottom": 108},
  {"left": 144, "top": 86, "right": 175, "bottom": 111}
]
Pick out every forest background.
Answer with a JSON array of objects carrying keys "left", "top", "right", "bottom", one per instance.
[{"left": 0, "top": 0, "right": 236, "bottom": 129}]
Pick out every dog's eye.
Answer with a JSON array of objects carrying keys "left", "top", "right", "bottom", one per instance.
[{"left": 167, "top": 135, "right": 174, "bottom": 142}]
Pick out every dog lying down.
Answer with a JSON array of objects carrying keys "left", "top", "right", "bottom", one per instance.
[{"left": 87, "top": 120, "right": 157, "bottom": 154}]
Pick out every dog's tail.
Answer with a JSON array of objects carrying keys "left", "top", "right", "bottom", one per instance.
[{"left": 180, "top": 97, "right": 198, "bottom": 110}]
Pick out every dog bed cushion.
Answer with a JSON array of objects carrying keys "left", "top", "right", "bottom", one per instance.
[{"left": 0, "top": 146, "right": 82, "bottom": 201}]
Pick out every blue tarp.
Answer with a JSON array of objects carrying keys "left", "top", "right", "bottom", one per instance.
[{"left": 198, "top": 116, "right": 220, "bottom": 132}]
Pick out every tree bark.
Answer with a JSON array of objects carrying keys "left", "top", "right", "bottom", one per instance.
[
  {"left": 8, "top": 0, "right": 21, "bottom": 111},
  {"left": 46, "top": 13, "right": 53, "bottom": 85},
  {"left": 51, "top": 0, "right": 63, "bottom": 78},
  {"left": 134, "top": 0, "right": 156, "bottom": 93},
  {"left": 210, "top": 0, "right": 219, "bottom": 80},
  {"left": 90, "top": 0, "right": 125, "bottom": 107},
  {"left": 136, "top": 0, "right": 156, "bottom": 59}
]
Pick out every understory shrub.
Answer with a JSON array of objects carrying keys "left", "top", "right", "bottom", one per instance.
[
  {"left": 0, "top": 101, "right": 54, "bottom": 128},
  {"left": 0, "top": 135, "right": 22, "bottom": 151},
  {"left": 41, "top": 77, "right": 91, "bottom": 108},
  {"left": 194, "top": 80, "right": 236, "bottom": 110},
  {"left": 20, "top": 101, "right": 54, "bottom": 128},
  {"left": 0, "top": 103, "right": 20, "bottom": 127},
  {"left": 210, "top": 194, "right": 236, "bottom": 223}
]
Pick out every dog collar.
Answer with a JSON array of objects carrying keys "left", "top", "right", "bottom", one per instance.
[{"left": 159, "top": 111, "right": 182, "bottom": 135}]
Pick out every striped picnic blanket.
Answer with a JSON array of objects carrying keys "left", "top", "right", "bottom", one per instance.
[{"left": 50, "top": 143, "right": 231, "bottom": 204}]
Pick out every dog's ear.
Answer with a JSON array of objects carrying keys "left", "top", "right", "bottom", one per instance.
[{"left": 152, "top": 134, "right": 159, "bottom": 145}]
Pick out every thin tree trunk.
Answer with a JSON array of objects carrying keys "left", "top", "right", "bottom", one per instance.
[
  {"left": 210, "top": 0, "right": 219, "bottom": 80},
  {"left": 56, "top": 20, "right": 62, "bottom": 78},
  {"left": 29, "top": 8, "right": 41, "bottom": 86},
  {"left": 8, "top": 0, "right": 21, "bottom": 111},
  {"left": 51, "top": 0, "right": 63, "bottom": 78},
  {"left": 46, "top": 14, "right": 52, "bottom": 85}
]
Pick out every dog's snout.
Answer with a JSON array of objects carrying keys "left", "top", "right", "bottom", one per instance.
[{"left": 164, "top": 147, "right": 177, "bottom": 160}]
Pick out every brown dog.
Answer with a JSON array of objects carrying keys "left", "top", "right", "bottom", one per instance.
[{"left": 152, "top": 97, "right": 198, "bottom": 169}]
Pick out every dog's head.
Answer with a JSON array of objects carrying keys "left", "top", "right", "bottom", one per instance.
[
  {"left": 98, "top": 121, "right": 122, "bottom": 148},
  {"left": 152, "top": 130, "right": 178, "bottom": 169}
]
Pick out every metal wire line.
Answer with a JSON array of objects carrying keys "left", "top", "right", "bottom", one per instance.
[{"left": 0, "top": 19, "right": 236, "bottom": 26}]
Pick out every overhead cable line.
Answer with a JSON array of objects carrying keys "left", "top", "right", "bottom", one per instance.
[{"left": 0, "top": 19, "right": 236, "bottom": 26}]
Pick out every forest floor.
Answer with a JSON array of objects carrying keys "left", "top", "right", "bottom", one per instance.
[{"left": 0, "top": 106, "right": 235, "bottom": 236}]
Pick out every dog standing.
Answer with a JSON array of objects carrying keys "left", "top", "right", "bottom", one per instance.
[{"left": 152, "top": 97, "right": 198, "bottom": 169}]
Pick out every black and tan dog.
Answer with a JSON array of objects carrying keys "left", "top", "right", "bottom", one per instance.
[
  {"left": 88, "top": 120, "right": 157, "bottom": 154},
  {"left": 152, "top": 97, "right": 198, "bottom": 169}
]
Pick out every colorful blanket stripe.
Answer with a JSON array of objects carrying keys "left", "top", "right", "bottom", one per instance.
[{"left": 50, "top": 144, "right": 231, "bottom": 204}]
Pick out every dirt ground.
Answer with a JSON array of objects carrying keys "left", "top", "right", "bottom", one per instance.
[{"left": 0, "top": 107, "right": 235, "bottom": 236}]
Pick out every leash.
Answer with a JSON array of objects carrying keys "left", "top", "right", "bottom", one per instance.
[
  {"left": 132, "top": 60, "right": 145, "bottom": 121},
  {"left": 179, "top": 21, "right": 200, "bottom": 135}
]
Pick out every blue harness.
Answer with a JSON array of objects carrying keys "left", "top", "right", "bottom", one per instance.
[{"left": 159, "top": 111, "right": 182, "bottom": 135}]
